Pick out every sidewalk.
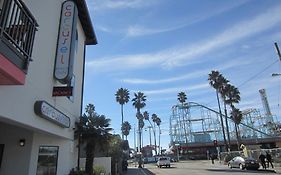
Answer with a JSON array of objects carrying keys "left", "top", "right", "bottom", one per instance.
[{"left": 124, "top": 167, "right": 155, "bottom": 175}]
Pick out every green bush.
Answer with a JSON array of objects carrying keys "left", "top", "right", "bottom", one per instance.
[
  {"left": 69, "top": 168, "right": 88, "bottom": 175},
  {"left": 93, "top": 165, "right": 106, "bottom": 175}
]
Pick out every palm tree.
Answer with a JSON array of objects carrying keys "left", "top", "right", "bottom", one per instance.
[
  {"left": 132, "top": 91, "right": 146, "bottom": 167},
  {"left": 177, "top": 91, "right": 188, "bottom": 144},
  {"left": 218, "top": 75, "right": 231, "bottom": 148},
  {"left": 115, "top": 88, "right": 130, "bottom": 140},
  {"left": 121, "top": 121, "right": 132, "bottom": 140},
  {"left": 224, "top": 84, "right": 241, "bottom": 149},
  {"left": 208, "top": 70, "right": 228, "bottom": 151},
  {"left": 225, "top": 85, "right": 241, "bottom": 108},
  {"left": 132, "top": 92, "right": 146, "bottom": 112},
  {"left": 155, "top": 117, "right": 162, "bottom": 155},
  {"left": 76, "top": 104, "right": 112, "bottom": 175},
  {"left": 230, "top": 106, "right": 243, "bottom": 148},
  {"left": 149, "top": 113, "right": 158, "bottom": 155},
  {"left": 177, "top": 92, "right": 187, "bottom": 104}
]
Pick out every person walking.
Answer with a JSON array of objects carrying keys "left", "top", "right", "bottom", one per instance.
[
  {"left": 259, "top": 153, "right": 266, "bottom": 169},
  {"left": 210, "top": 153, "right": 215, "bottom": 164},
  {"left": 266, "top": 152, "right": 274, "bottom": 168}
]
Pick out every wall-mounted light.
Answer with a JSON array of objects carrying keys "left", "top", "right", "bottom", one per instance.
[{"left": 19, "top": 139, "right": 25, "bottom": 147}]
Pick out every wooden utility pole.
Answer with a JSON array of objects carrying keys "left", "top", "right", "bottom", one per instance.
[{"left": 274, "top": 42, "right": 281, "bottom": 62}]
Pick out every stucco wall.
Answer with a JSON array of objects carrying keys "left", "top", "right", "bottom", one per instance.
[
  {"left": 0, "top": 0, "right": 87, "bottom": 174},
  {"left": 0, "top": 0, "right": 86, "bottom": 139},
  {"left": 28, "top": 132, "right": 78, "bottom": 175},
  {"left": 0, "top": 123, "right": 33, "bottom": 175}
]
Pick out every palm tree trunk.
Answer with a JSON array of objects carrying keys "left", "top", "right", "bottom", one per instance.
[
  {"left": 223, "top": 100, "right": 231, "bottom": 150},
  {"left": 158, "top": 126, "right": 161, "bottom": 155},
  {"left": 121, "top": 104, "right": 124, "bottom": 140},
  {"left": 235, "top": 124, "right": 240, "bottom": 149},
  {"left": 85, "top": 143, "right": 95, "bottom": 175},
  {"left": 216, "top": 91, "right": 228, "bottom": 151},
  {"left": 137, "top": 109, "right": 142, "bottom": 168},
  {"left": 153, "top": 122, "right": 157, "bottom": 155}
]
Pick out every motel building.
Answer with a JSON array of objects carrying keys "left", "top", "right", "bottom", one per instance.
[{"left": 0, "top": 0, "right": 97, "bottom": 174}]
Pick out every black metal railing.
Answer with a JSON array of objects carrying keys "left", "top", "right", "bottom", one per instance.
[{"left": 0, "top": 0, "right": 38, "bottom": 72}]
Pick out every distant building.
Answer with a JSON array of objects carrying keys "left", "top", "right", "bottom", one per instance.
[{"left": 0, "top": 0, "right": 97, "bottom": 174}]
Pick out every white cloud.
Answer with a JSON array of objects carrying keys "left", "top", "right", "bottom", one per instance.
[
  {"left": 126, "top": 1, "right": 250, "bottom": 37},
  {"left": 87, "top": 0, "right": 159, "bottom": 11},
  {"left": 123, "top": 69, "right": 208, "bottom": 84},
  {"left": 122, "top": 58, "right": 251, "bottom": 84},
  {"left": 138, "top": 83, "right": 209, "bottom": 95},
  {"left": 86, "top": 4, "right": 281, "bottom": 73}
]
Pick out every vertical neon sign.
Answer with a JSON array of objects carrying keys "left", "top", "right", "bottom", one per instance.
[{"left": 54, "top": 0, "right": 77, "bottom": 84}]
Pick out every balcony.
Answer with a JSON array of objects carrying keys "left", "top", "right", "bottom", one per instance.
[{"left": 0, "top": 0, "right": 38, "bottom": 85}]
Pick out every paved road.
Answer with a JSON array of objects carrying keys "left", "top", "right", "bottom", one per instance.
[{"left": 126, "top": 160, "right": 279, "bottom": 175}]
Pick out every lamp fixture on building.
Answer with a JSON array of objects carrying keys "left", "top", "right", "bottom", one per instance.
[{"left": 19, "top": 139, "right": 25, "bottom": 147}]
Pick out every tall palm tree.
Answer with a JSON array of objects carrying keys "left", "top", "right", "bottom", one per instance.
[
  {"left": 177, "top": 92, "right": 187, "bottom": 104},
  {"left": 225, "top": 84, "right": 241, "bottom": 149},
  {"left": 230, "top": 106, "right": 243, "bottom": 148},
  {"left": 115, "top": 88, "right": 130, "bottom": 140},
  {"left": 225, "top": 85, "right": 241, "bottom": 108},
  {"left": 76, "top": 104, "right": 112, "bottom": 175},
  {"left": 155, "top": 117, "right": 162, "bottom": 155},
  {"left": 143, "top": 111, "right": 152, "bottom": 145},
  {"left": 132, "top": 91, "right": 146, "bottom": 167},
  {"left": 150, "top": 113, "right": 158, "bottom": 155},
  {"left": 177, "top": 92, "right": 188, "bottom": 144},
  {"left": 208, "top": 70, "right": 228, "bottom": 151},
  {"left": 218, "top": 75, "right": 231, "bottom": 148},
  {"left": 121, "top": 121, "right": 132, "bottom": 140}
]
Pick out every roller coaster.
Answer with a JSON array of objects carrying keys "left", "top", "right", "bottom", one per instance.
[{"left": 169, "top": 101, "right": 281, "bottom": 152}]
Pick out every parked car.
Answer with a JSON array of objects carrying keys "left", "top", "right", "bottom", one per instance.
[
  {"left": 157, "top": 157, "right": 171, "bottom": 168},
  {"left": 228, "top": 156, "right": 260, "bottom": 170}
]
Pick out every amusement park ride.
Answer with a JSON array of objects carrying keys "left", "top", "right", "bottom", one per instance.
[{"left": 169, "top": 89, "right": 281, "bottom": 158}]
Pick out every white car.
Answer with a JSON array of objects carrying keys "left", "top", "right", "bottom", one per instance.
[{"left": 157, "top": 157, "right": 171, "bottom": 168}]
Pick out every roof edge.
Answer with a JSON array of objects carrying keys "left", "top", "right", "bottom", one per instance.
[{"left": 74, "top": 0, "right": 97, "bottom": 45}]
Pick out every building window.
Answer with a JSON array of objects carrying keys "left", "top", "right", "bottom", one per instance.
[{"left": 36, "top": 146, "right": 59, "bottom": 175}]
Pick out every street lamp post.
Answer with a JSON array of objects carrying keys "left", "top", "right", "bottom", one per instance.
[{"left": 175, "top": 143, "right": 180, "bottom": 162}]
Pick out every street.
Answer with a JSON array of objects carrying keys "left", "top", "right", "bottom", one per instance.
[{"left": 126, "top": 160, "right": 278, "bottom": 175}]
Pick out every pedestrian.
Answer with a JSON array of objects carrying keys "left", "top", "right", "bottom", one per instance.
[
  {"left": 266, "top": 152, "right": 274, "bottom": 168},
  {"left": 259, "top": 153, "right": 266, "bottom": 169},
  {"left": 210, "top": 153, "right": 215, "bottom": 164}
]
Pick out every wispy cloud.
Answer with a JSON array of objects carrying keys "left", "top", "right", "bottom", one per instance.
[
  {"left": 87, "top": 0, "right": 159, "bottom": 11},
  {"left": 122, "top": 58, "right": 251, "bottom": 84},
  {"left": 123, "top": 70, "right": 208, "bottom": 84},
  {"left": 86, "top": 4, "right": 281, "bottom": 73},
  {"left": 137, "top": 83, "right": 209, "bottom": 95},
  {"left": 126, "top": 1, "right": 250, "bottom": 37}
]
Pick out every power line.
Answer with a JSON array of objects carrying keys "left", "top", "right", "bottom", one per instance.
[
  {"left": 204, "top": 59, "right": 278, "bottom": 107},
  {"left": 238, "top": 60, "right": 278, "bottom": 88}
]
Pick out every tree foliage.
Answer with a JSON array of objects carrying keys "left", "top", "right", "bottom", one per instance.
[
  {"left": 177, "top": 92, "right": 187, "bottom": 104},
  {"left": 75, "top": 104, "right": 112, "bottom": 175},
  {"left": 121, "top": 121, "right": 131, "bottom": 140}
]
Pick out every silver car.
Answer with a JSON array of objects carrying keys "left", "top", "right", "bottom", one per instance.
[{"left": 228, "top": 156, "right": 260, "bottom": 170}]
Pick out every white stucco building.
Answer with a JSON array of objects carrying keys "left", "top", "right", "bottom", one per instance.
[{"left": 0, "top": 0, "right": 97, "bottom": 174}]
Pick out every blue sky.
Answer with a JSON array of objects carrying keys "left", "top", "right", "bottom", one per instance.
[{"left": 83, "top": 0, "right": 281, "bottom": 150}]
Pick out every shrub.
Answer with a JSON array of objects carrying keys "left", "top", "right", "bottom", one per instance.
[
  {"left": 69, "top": 168, "right": 88, "bottom": 175},
  {"left": 93, "top": 165, "right": 106, "bottom": 175}
]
